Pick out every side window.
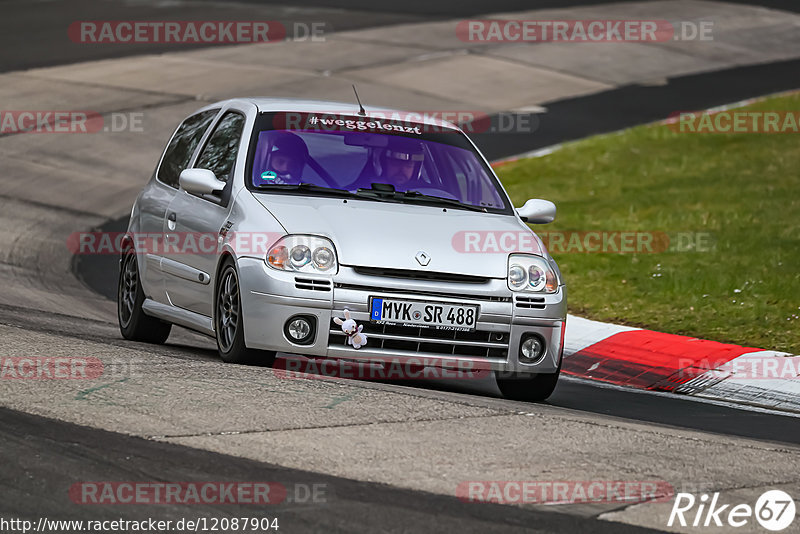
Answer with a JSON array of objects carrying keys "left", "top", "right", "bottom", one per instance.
[
  {"left": 195, "top": 112, "right": 246, "bottom": 183},
  {"left": 158, "top": 110, "right": 218, "bottom": 188}
]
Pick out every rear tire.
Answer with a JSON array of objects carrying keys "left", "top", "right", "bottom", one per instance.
[
  {"left": 215, "top": 258, "right": 276, "bottom": 366},
  {"left": 118, "top": 247, "right": 172, "bottom": 344},
  {"left": 496, "top": 366, "right": 560, "bottom": 402}
]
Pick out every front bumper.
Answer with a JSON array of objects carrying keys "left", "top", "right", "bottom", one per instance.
[{"left": 238, "top": 258, "right": 566, "bottom": 374}]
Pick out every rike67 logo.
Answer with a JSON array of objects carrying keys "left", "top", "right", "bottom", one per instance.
[{"left": 669, "top": 490, "right": 796, "bottom": 531}]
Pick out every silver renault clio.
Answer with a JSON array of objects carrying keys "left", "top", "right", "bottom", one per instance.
[{"left": 118, "top": 98, "right": 566, "bottom": 401}]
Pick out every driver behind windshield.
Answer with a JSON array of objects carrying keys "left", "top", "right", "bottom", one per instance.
[
  {"left": 259, "top": 131, "right": 308, "bottom": 185},
  {"left": 378, "top": 138, "right": 426, "bottom": 190}
]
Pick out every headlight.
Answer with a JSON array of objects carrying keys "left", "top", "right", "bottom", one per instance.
[
  {"left": 507, "top": 254, "right": 558, "bottom": 293},
  {"left": 267, "top": 235, "right": 338, "bottom": 274},
  {"left": 290, "top": 245, "right": 311, "bottom": 268},
  {"left": 509, "top": 265, "right": 526, "bottom": 288},
  {"left": 312, "top": 246, "right": 335, "bottom": 270}
]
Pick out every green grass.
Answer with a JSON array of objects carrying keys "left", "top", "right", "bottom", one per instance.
[{"left": 496, "top": 93, "right": 800, "bottom": 353}]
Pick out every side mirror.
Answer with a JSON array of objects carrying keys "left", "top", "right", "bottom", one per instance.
[
  {"left": 516, "top": 199, "right": 556, "bottom": 224},
  {"left": 179, "top": 168, "right": 225, "bottom": 196}
]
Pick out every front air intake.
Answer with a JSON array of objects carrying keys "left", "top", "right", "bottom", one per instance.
[{"left": 294, "top": 277, "right": 331, "bottom": 292}]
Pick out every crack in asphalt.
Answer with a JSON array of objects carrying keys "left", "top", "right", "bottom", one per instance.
[
  {"left": 74, "top": 378, "right": 130, "bottom": 401},
  {"left": 148, "top": 410, "right": 512, "bottom": 440}
]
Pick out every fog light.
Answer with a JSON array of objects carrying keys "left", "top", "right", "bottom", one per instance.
[
  {"left": 284, "top": 315, "right": 315, "bottom": 345},
  {"left": 519, "top": 335, "right": 545, "bottom": 364}
]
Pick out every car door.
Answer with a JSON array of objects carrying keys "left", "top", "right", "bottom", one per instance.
[
  {"left": 137, "top": 109, "right": 219, "bottom": 304},
  {"left": 162, "top": 110, "right": 246, "bottom": 316}
]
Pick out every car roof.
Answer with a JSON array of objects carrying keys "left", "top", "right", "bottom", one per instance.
[{"left": 208, "top": 97, "right": 464, "bottom": 132}]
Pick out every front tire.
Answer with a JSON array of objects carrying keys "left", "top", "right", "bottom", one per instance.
[
  {"left": 496, "top": 367, "right": 560, "bottom": 402},
  {"left": 215, "top": 258, "right": 276, "bottom": 366},
  {"left": 118, "top": 247, "right": 172, "bottom": 344}
]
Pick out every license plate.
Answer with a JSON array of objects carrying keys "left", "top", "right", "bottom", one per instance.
[{"left": 369, "top": 297, "right": 478, "bottom": 331}]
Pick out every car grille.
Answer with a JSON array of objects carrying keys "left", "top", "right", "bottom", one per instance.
[
  {"left": 352, "top": 266, "right": 492, "bottom": 284},
  {"left": 329, "top": 319, "right": 508, "bottom": 359}
]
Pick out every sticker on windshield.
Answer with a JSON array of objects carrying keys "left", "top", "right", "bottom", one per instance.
[
  {"left": 261, "top": 170, "right": 278, "bottom": 181},
  {"left": 306, "top": 115, "right": 422, "bottom": 135}
]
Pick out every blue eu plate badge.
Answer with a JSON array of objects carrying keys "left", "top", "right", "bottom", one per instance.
[{"left": 371, "top": 298, "right": 383, "bottom": 321}]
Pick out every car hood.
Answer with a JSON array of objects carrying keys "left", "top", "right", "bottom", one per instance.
[{"left": 252, "top": 193, "right": 542, "bottom": 278}]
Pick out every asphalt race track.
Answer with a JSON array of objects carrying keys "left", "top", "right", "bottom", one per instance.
[
  {"left": 2, "top": 1, "right": 799, "bottom": 532},
  {"left": 2, "top": 406, "right": 671, "bottom": 533}
]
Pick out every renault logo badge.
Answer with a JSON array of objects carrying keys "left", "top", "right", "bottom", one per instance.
[{"left": 415, "top": 251, "right": 431, "bottom": 266}]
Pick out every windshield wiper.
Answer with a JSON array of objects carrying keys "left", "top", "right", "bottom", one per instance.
[
  {"left": 255, "top": 182, "right": 398, "bottom": 205},
  {"left": 356, "top": 183, "right": 487, "bottom": 213},
  {"left": 355, "top": 184, "right": 487, "bottom": 212},
  {"left": 253, "top": 182, "right": 358, "bottom": 198},
  {"left": 400, "top": 190, "right": 488, "bottom": 212}
]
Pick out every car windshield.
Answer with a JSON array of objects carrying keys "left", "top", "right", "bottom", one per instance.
[{"left": 247, "top": 113, "right": 509, "bottom": 213}]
